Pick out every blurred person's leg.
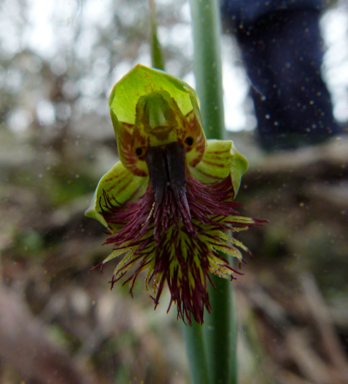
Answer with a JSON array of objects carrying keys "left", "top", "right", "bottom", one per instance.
[{"left": 232, "top": 9, "right": 341, "bottom": 150}]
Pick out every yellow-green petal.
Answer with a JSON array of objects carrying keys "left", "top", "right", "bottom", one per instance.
[
  {"left": 188, "top": 139, "right": 248, "bottom": 196},
  {"left": 85, "top": 161, "right": 148, "bottom": 230}
]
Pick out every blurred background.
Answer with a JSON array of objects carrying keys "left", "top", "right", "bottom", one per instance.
[{"left": 0, "top": 0, "right": 348, "bottom": 383}]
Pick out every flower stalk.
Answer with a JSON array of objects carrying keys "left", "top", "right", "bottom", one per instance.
[
  {"left": 188, "top": 0, "right": 238, "bottom": 383},
  {"left": 148, "top": 0, "right": 165, "bottom": 70}
]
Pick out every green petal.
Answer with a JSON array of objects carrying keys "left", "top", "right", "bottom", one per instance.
[
  {"left": 188, "top": 139, "right": 248, "bottom": 195},
  {"left": 230, "top": 142, "right": 249, "bottom": 194},
  {"left": 109, "top": 64, "right": 199, "bottom": 126},
  {"left": 85, "top": 161, "right": 148, "bottom": 230}
]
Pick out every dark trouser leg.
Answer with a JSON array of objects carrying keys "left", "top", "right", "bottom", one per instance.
[{"left": 236, "top": 9, "right": 340, "bottom": 150}]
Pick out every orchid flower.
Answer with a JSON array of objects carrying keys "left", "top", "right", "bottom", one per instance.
[{"left": 86, "top": 64, "right": 259, "bottom": 325}]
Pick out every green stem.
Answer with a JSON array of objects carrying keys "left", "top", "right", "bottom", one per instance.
[
  {"left": 148, "top": 0, "right": 165, "bottom": 70},
  {"left": 204, "top": 273, "right": 238, "bottom": 384},
  {"left": 187, "top": 0, "right": 238, "bottom": 383},
  {"left": 183, "top": 322, "right": 211, "bottom": 384},
  {"left": 189, "top": 0, "right": 225, "bottom": 141}
]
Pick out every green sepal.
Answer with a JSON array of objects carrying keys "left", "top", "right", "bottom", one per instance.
[
  {"left": 230, "top": 141, "right": 248, "bottom": 194},
  {"left": 109, "top": 64, "right": 200, "bottom": 126},
  {"left": 85, "top": 189, "right": 109, "bottom": 229},
  {"left": 85, "top": 161, "right": 148, "bottom": 230},
  {"left": 188, "top": 139, "right": 248, "bottom": 197}
]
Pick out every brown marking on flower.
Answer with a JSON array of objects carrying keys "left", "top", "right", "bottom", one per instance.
[
  {"left": 107, "top": 178, "right": 133, "bottom": 194},
  {"left": 189, "top": 166, "right": 223, "bottom": 181},
  {"left": 201, "top": 159, "right": 230, "bottom": 168},
  {"left": 104, "top": 169, "right": 128, "bottom": 183},
  {"left": 209, "top": 149, "right": 231, "bottom": 154}
]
